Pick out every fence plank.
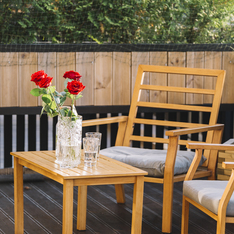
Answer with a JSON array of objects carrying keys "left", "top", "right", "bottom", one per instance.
[
  {"left": 149, "top": 52, "right": 168, "bottom": 103},
  {"left": 0, "top": 53, "right": 18, "bottom": 107},
  {"left": 94, "top": 52, "right": 113, "bottom": 105},
  {"left": 38, "top": 52, "right": 57, "bottom": 106},
  {"left": 222, "top": 52, "right": 234, "bottom": 104},
  {"left": 186, "top": 52, "right": 205, "bottom": 104},
  {"left": 204, "top": 52, "right": 222, "bottom": 104},
  {"left": 76, "top": 52, "right": 94, "bottom": 106},
  {"left": 19, "top": 52, "right": 38, "bottom": 107},
  {"left": 132, "top": 52, "right": 150, "bottom": 102},
  {"left": 113, "top": 52, "right": 131, "bottom": 105},
  {"left": 1, "top": 51, "right": 234, "bottom": 107},
  {"left": 168, "top": 52, "right": 186, "bottom": 104},
  {"left": 56, "top": 52, "right": 76, "bottom": 105}
]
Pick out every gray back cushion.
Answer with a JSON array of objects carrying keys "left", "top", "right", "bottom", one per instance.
[
  {"left": 183, "top": 180, "right": 234, "bottom": 216},
  {"left": 100, "top": 146, "right": 206, "bottom": 177}
]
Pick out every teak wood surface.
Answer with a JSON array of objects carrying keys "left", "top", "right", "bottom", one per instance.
[
  {"left": 82, "top": 65, "right": 226, "bottom": 233},
  {"left": 11, "top": 150, "right": 147, "bottom": 234},
  {"left": 182, "top": 143, "right": 234, "bottom": 234}
]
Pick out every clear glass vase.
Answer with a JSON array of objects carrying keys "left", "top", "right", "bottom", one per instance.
[{"left": 55, "top": 106, "right": 82, "bottom": 168}]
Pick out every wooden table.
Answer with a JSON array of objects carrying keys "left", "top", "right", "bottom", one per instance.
[{"left": 11, "top": 151, "right": 147, "bottom": 234}]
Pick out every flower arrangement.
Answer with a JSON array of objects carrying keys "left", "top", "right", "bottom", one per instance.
[{"left": 30, "top": 70, "right": 85, "bottom": 120}]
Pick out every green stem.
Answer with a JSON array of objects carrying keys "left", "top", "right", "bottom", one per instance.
[{"left": 48, "top": 87, "right": 62, "bottom": 117}]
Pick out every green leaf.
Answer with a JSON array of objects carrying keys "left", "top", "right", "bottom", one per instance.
[
  {"left": 30, "top": 88, "right": 41, "bottom": 97},
  {"left": 75, "top": 94, "right": 83, "bottom": 100},
  {"left": 60, "top": 96, "right": 66, "bottom": 105},
  {"left": 42, "top": 94, "right": 52, "bottom": 104},
  {"left": 49, "top": 101, "right": 57, "bottom": 110},
  {"left": 41, "top": 88, "right": 47, "bottom": 94},
  {"left": 49, "top": 86, "right": 56, "bottom": 93}
]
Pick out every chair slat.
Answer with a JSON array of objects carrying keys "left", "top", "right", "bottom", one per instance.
[
  {"left": 140, "top": 84, "right": 215, "bottom": 95},
  {"left": 133, "top": 118, "right": 207, "bottom": 128},
  {"left": 137, "top": 101, "right": 213, "bottom": 112},
  {"left": 130, "top": 135, "right": 202, "bottom": 145},
  {"left": 140, "top": 64, "right": 225, "bottom": 76}
]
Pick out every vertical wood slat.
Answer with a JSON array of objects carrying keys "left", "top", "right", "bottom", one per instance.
[
  {"left": 38, "top": 52, "right": 57, "bottom": 106},
  {"left": 0, "top": 51, "right": 232, "bottom": 107},
  {"left": 113, "top": 52, "right": 131, "bottom": 105},
  {"left": 222, "top": 52, "right": 234, "bottom": 104},
  {"left": 18, "top": 52, "right": 38, "bottom": 107},
  {"left": 76, "top": 52, "right": 94, "bottom": 106},
  {"left": 56, "top": 52, "right": 76, "bottom": 105},
  {"left": 94, "top": 52, "right": 113, "bottom": 105},
  {"left": 0, "top": 53, "right": 18, "bottom": 107},
  {"left": 149, "top": 52, "right": 168, "bottom": 103},
  {"left": 132, "top": 52, "right": 150, "bottom": 102},
  {"left": 186, "top": 52, "right": 205, "bottom": 104},
  {"left": 204, "top": 52, "right": 222, "bottom": 104},
  {"left": 168, "top": 52, "right": 186, "bottom": 104},
  {"left": 4, "top": 115, "right": 12, "bottom": 167}
]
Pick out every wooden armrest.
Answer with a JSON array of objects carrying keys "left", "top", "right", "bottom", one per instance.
[
  {"left": 82, "top": 116, "right": 128, "bottom": 127},
  {"left": 187, "top": 143, "right": 234, "bottom": 151},
  {"left": 166, "top": 124, "right": 224, "bottom": 137},
  {"left": 222, "top": 162, "right": 234, "bottom": 170}
]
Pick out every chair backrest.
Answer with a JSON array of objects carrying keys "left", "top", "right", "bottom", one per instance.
[{"left": 121, "top": 65, "right": 226, "bottom": 164}]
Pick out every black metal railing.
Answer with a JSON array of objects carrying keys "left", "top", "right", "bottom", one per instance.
[{"left": 0, "top": 105, "right": 233, "bottom": 169}]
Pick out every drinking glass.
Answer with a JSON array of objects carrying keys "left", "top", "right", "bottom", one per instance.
[
  {"left": 85, "top": 132, "right": 102, "bottom": 159},
  {"left": 83, "top": 137, "right": 99, "bottom": 167}
]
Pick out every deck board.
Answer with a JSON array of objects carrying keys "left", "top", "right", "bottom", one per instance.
[{"left": 0, "top": 176, "right": 233, "bottom": 234}]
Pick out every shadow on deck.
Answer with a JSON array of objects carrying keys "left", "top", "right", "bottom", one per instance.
[{"left": 0, "top": 175, "right": 233, "bottom": 234}]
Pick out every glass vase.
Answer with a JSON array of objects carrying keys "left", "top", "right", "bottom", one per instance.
[{"left": 55, "top": 106, "right": 82, "bottom": 168}]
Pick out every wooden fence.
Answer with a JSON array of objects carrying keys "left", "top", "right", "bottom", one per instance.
[{"left": 1, "top": 51, "right": 234, "bottom": 107}]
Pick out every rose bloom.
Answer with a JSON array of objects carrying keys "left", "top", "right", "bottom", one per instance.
[
  {"left": 67, "top": 80, "right": 85, "bottom": 95},
  {"left": 38, "top": 76, "right": 53, "bottom": 88},
  {"left": 31, "top": 70, "right": 47, "bottom": 85},
  {"left": 63, "top": 70, "right": 82, "bottom": 81}
]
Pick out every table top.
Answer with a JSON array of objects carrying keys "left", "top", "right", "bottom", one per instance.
[{"left": 11, "top": 151, "right": 147, "bottom": 180}]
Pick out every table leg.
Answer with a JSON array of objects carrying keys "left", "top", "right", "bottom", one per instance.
[
  {"left": 14, "top": 157, "right": 24, "bottom": 234},
  {"left": 77, "top": 185, "right": 87, "bottom": 230},
  {"left": 131, "top": 176, "right": 144, "bottom": 234},
  {"left": 63, "top": 180, "right": 74, "bottom": 234}
]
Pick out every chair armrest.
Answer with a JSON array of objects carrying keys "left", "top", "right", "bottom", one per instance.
[
  {"left": 165, "top": 124, "right": 224, "bottom": 137},
  {"left": 184, "top": 143, "right": 234, "bottom": 181},
  {"left": 187, "top": 143, "right": 234, "bottom": 151},
  {"left": 82, "top": 116, "right": 128, "bottom": 127}
]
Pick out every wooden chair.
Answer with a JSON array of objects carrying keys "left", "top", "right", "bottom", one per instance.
[
  {"left": 182, "top": 143, "right": 234, "bottom": 234},
  {"left": 82, "top": 65, "right": 226, "bottom": 233}
]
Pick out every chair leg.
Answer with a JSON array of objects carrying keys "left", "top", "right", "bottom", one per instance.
[
  {"left": 162, "top": 181, "right": 174, "bottom": 233},
  {"left": 216, "top": 215, "right": 226, "bottom": 234},
  {"left": 115, "top": 184, "right": 125, "bottom": 203},
  {"left": 181, "top": 196, "right": 189, "bottom": 234}
]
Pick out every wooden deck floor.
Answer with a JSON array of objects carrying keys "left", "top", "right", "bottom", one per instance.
[{"left": 0, "top": 175, "right": 234, "bottom": 234}]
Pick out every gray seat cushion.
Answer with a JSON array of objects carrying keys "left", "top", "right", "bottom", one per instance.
[
  {"left": 183, "top": 180, "right": 234, "bottom": 216},
  {"left": 100, "top": 146, "right": 206, "bottom": 177}
]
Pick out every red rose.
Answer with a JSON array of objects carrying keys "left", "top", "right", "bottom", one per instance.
[
  {"left": 63, "top": 70, "right": 82, "bottom": 81},
  {"left": 31, "top": 70, "right": 47, "bottom": 85},
  {"left": 38, "top": 76, "right": 53, "bottom": 88},
  {"left": 67, "top": 80, "right": 85, "bottom": 95}
]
